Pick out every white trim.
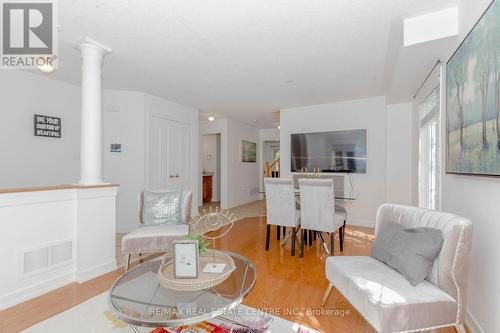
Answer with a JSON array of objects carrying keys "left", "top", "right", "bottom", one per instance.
[
  {"left": 74, "top": 260, "right": 117, "bottom": 283},
  {"left": 348, "top": 218, "right": 375, "bottom": 228},
  {"left": 0, "top": 189, "right": 77, "bottom": 207},
  {"left": 74, "top": 36, "right": 112, "bottom": 54},
  {"left": 0, "top": 272, "right": 74, "bottom": 311}
]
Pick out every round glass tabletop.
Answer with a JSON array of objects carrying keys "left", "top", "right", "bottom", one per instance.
[{"left": 109, "top": 251, "right": 256, "bottom": 328}]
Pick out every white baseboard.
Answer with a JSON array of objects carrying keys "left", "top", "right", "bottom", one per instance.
[
  {"left": 75, "top": 260, "right": 117, "bottom": 283},
  {"left": 348, "top": 218, "right": 375, "bottom": 228},
  {"left": 466, "top": 310, "right": 485, "bottom": 333},
  {"left": 228, "top": 196, "right": 260, "bottom": 209},
  {"left": 0, "top": 272, "right": 74, "bottom": 311}
]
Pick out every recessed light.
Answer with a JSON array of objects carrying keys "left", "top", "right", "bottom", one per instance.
[
  {"left": 285, "top": 80, "right": 294, "bottom": 84},
  {"left": 208, "top": 113, "right": 215, "bottom": 122},
  {"left": 277, "top": 125, "right": 281, "bottom": 130}
]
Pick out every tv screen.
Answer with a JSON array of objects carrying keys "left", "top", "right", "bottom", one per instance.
[{"left": 291, "top": 129, "right": 366, "bottom": 173}]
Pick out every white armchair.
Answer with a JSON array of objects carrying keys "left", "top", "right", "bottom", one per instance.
[
  {"left": 122, "top": 190, "right": 192, "bottom": 271},
  {"left": 322, "top": 204, "right": 473, "bottom": 333}
]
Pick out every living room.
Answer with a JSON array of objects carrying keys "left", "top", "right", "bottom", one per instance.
[{"left": 0, "top": 0, "right": 499, "bottom": 332}]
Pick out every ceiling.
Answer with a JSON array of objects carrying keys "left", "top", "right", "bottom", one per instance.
[{"left": 40, "top": 0, "right": 460, "bottom": 127}]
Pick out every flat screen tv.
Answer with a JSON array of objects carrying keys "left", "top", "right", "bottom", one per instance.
[{"left": 291, "top": 129, "right": 366, "bottom": 173}]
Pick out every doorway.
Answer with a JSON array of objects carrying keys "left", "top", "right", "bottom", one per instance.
[
  {"left": 262, "top": 140, "right": 280, "bottom": 183},
  {"left": 201, "top": 134, "right": 221, "bottom": 210}
]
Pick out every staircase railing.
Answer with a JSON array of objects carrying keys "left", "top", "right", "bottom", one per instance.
[{"left": 264, "top": 158, "right": 280, "bottom": 178}]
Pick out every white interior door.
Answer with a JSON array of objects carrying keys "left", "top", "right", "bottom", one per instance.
[
  {"left": 173, "top": 121, "right": 192, "bottom": 190},
  {"left": 149, "top": 116, "right": 170, "bottom": 190},
  {"left": 148, "top": 115, "right": 192, "bottom": 192}
]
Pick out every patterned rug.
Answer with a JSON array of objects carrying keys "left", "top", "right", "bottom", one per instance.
[
  {"left": 23, "top": 292, "right": 318, "bottom": 333},
  {"left": 198, "top": 200, "right": 266, "bottom": 221}
]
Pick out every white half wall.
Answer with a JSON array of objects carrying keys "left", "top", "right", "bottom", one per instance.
[
  {"left": 440, "top": 1, "right": 498, "bottom": 332},
  {"left": 280, "top": 96, "right": 389, "bottom": 227},
  {"left": 0, "top": 186, "right": 118, "bottom": 310}
]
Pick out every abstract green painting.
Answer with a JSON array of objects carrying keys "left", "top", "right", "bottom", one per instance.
[
  {"left": 447, "top": 0, "right": 500, "bottom": 176},
  {"left": 241, "top": 140, "right": 257, "bottom": 162}
]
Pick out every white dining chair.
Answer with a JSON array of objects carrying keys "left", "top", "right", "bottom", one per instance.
[
  {"left": 264, "top": 178, "right": 301, "bottom": 256},
  {"left": 298, "top": 178, "right": 344, "bottom": 257},
  {"left": 293, "top": 174, "right": 348, "bottom": 251}
]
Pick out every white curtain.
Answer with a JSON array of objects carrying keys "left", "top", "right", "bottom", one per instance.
[{"left": 418, "top": 86, "right": 440, "bottom": 210}]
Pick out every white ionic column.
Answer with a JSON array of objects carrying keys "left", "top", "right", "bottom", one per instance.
[{"left": 75, "top": 37, "right": 112, "bottom": 185}]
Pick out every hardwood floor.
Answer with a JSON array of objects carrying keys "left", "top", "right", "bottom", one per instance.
[{"left": 0, "top": 216, "right": 465, "bottom": 333}]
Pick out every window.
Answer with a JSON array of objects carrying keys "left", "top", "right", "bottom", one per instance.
[
  {"left": 273, "top": 149, "right": 280, "bottom": 161},
  {"left": 419, "top": 86, "right": 440, "bottom": 210}
]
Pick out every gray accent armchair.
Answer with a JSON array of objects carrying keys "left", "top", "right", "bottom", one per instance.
[
  {"left": 122, "top": 190, "right": 193, "bottom": 271},
  {"left": 322, "top": 204, "right": 472, "bottom": 333}
]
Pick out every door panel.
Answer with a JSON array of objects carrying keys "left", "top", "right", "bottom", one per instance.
[
  {"left": 175, "top": 121, "right": 191, "bottom": 190},
  {"left": 149, "top": 117, "right": 171, "bottom": 190},
  {"left": 148, "top": 115, "right": 192, "bottom": 192}
]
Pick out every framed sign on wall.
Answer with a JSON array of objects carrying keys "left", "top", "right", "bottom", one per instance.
[
  {"left": 34, "top": 114, "right": 61, "bottom": 138},
  {"left": 173, "top": 240, "right": 199, "bottom": 279}
]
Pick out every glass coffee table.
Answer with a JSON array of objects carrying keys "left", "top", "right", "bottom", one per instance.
[{"left": 109, "top": 251, "right": 256, "bottom": 332}]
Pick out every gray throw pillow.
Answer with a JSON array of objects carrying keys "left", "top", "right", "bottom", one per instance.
[
  {"left": 141, "top": 190, "right": 184, "bottom": 225},
  {"left": 370, "top": 222, "right": 444, "bottom": 286}
]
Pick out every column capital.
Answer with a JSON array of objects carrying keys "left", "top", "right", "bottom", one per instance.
[{"left": 74, "top": 36, "right": 112, "bottom": 55}]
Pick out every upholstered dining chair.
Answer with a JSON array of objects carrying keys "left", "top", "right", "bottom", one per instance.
[
  {"left": 293, "top": 174, "right": 348, "bottom": 251},
  {"left": 322, "top": 204, "right": 473, "bottom": 333},
  {"left": 298, "top": 178, "right": 344, "bottom": 257},
  {"left": 264, "top": 178, "right": 301, "bottom": 256},
  {"left": 122, "top": 190, "right": 192, "bottom": 271}
]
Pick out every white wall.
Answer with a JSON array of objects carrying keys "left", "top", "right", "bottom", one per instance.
[
  {"left": 0, "top": 71, "right": 200, "bottom": 233},
  {"left": 104, "top": 91, "right": 200, "bottom": 232},
  {"left": 103, "top": 90, "right": 146, "bottom": 233},
  {"left": 0, "top": 71, "right": 80, "bottom": 188},
  {"left": 226, "top": 118, "right": 260, "bottom": 207},
  {"left": 440, "top": 1, "right": 498, "bottom": 332},
  {"left": 280, "top": 96, "right": 390, "bottom": 227},
  {"left": 199, "top": 118, "right": 260, "bottom": 209},
  {"left": 386, "top": 103, "right": 413, "bottom": 205},
  {"left": 201, "top": 134, "right": 220, "bottom": 201}
]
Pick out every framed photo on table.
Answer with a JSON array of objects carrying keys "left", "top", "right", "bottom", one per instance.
[{"left": 173, "top": 240, "right": 199, "bottom": 279}]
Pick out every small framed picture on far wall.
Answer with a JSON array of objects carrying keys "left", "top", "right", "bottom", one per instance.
[
  {"left": 241, "top": 140, "right": 257, "bottom": 163},
  {"left": 110, "top": 143, "right": 122, "bottom": 152},
  {"left": 173, "top": 240, "right": 199, "bottom": 279}
]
